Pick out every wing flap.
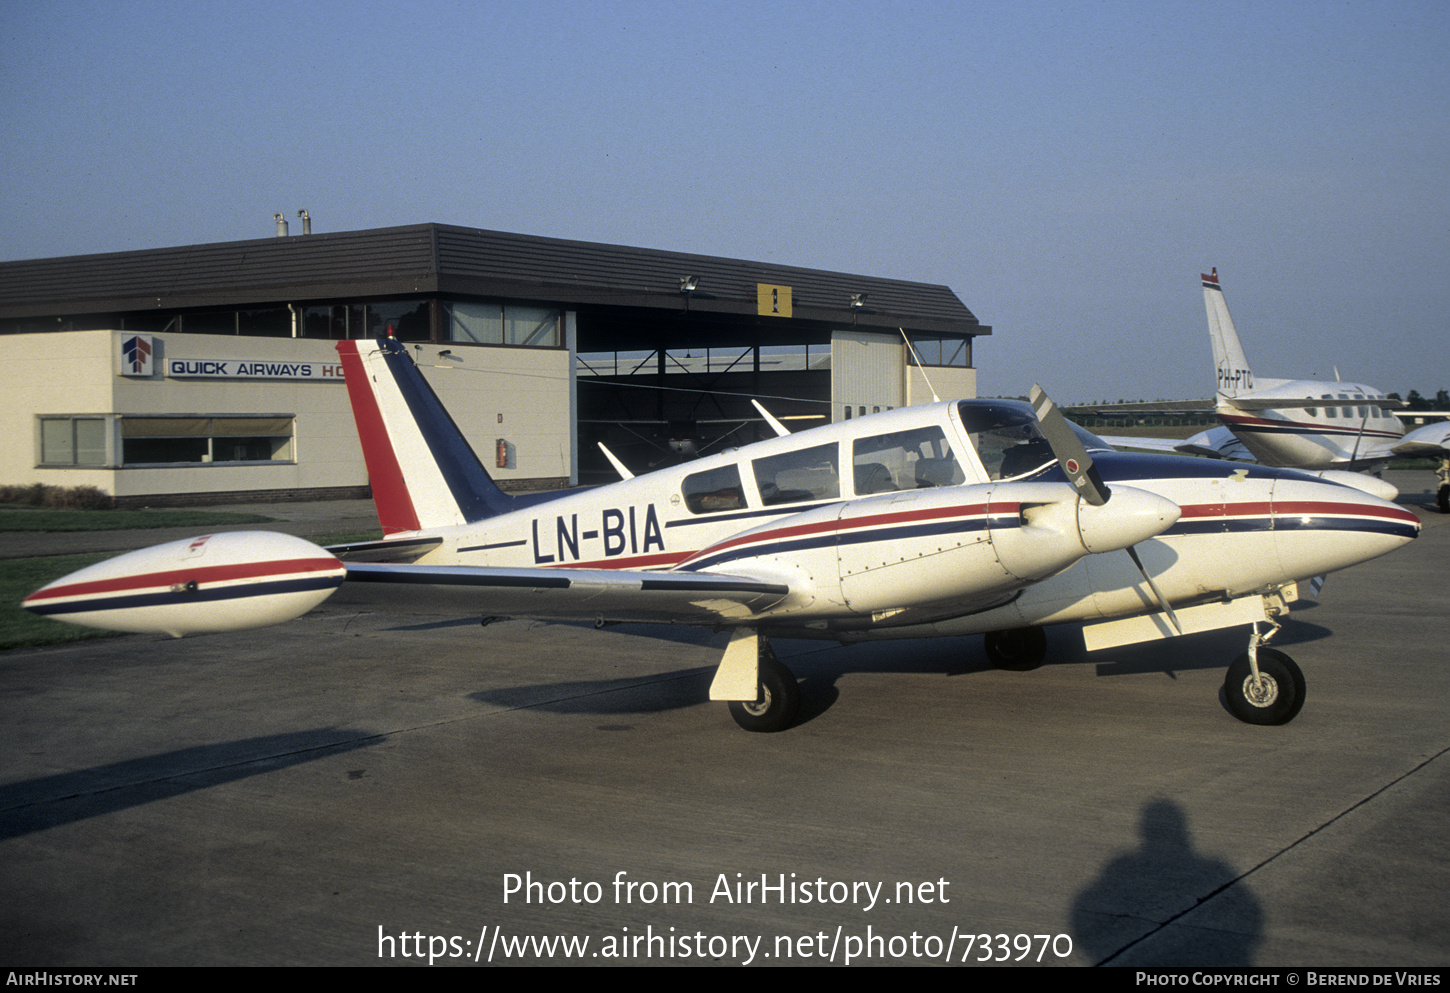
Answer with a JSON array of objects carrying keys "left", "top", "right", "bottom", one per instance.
[{"left": 337, "top": 563, "right": 790, "bottom": 624}]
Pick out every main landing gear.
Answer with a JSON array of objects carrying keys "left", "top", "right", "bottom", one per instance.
[
  {"left": 729, "top": 639, "right": 801, "bottom": 733},
  {"left": 1223, "top": 620, "right": 1305, "bottom": 725}
]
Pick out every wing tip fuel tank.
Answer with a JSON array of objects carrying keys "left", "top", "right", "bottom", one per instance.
[{"left": 23, "top": 532, "right": 345, "bottom": 637}]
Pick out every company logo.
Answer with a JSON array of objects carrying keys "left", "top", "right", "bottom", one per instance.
[{"left": 121, "top": 334, "right": 154, "bottom": 376}]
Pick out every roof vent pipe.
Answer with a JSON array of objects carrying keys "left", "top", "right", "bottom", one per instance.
[
  {"left": 297, "top": 209, "right": 311, "bottom": 235},
  {"left": 274, "top": 212, "right": 288, "bottom": 237}
]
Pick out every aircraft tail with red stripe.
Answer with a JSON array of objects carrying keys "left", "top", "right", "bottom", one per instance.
[
  {"left": 336, "top": 338, "right": 516, "bottom": 533},
  {"left": 1202, "top": 268, "right": 1254, "bottom": 397}
]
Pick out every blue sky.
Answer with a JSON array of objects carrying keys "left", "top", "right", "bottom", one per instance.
[{"left": 3, "top": 0, "right": 1447, "bottom": 403}]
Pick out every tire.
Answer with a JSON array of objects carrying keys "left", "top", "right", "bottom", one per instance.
[
  {"left": 1224, "top": 648, "right": 1306, "bottom": 725},
  {"left": 728, "top": 654, "right": 801, "bottom": 733},
  {"left": 984, "top": 627, "right": 1047, "bottom": 671}
]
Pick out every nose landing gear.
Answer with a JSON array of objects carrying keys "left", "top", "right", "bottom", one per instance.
[{"left": 1224, "top": 621, "right": 1305, "bottom": 725}]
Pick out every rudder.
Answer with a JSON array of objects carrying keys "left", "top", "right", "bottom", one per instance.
[
  {"left": 1203, "top": 268, "right": 1254, "bottom": 396},
  {"left": 337, "top": 338, "right": 514, "bottom": 533}
]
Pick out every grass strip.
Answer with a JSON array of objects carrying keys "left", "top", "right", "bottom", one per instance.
[{"left": 0, "top": 507, "right": 275, "bottom": 532}]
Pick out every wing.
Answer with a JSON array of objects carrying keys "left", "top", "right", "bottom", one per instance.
[
  {"left": 336, "top": 563, "right": 790, "bottom": 624},
  {"left": 1393, "top": 421, "right": 1450, "bottom": 458},
  {"left": 1100, "top": 426, "right": 1250, "bottom": 461}
]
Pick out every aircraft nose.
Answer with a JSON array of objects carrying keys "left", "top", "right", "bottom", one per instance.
[
  {"left": 1076, "top": 486, "right": 1182, "bottom": 554},
  {"left": 1272, "top": 478, "right": 1419, "bottom": 576}
]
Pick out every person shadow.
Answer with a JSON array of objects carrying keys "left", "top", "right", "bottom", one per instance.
[{"left": 1070, "top": 798, "right": 1263, "bottom": 966}]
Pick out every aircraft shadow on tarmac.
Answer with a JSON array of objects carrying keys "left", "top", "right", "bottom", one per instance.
[
  {"left": 0, "top": 728, "right": 383, "bottom": 840},
  {"left": 1071, "top": 797, "right": 1263, "bottom": 966},
  {"left": 465, "top": 611, "right": 1334, "bottom": 729}
]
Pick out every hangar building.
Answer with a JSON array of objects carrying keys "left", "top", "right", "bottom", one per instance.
[{"left": 0, "top": 223, "right": 990, "bottom": 505}]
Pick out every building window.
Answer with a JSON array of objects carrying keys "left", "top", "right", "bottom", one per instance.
[
  {"left": 447, "top": 302, "right": 560, "bottom": 347},
  {"left": 907, "top": 335, "right": 971, "bottom": 367},
  {"left": 39, "top": 417, "right": 108, "bottom": 466},
  {"left": 236, "top": 308, "right": 292, "bottom": 337},
  {"left": 366, "top": 301, "right": 431, "bottom": 342},
  {"left": 301, "top": 304, "right": 364, "bottom": 339},
  {"left": 120, "top": 416, "right": 294, "bottom": 465}
]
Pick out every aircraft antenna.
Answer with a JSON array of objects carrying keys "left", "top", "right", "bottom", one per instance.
[{"left": 899, "top": 328, "right": 940, "bottom": 402}]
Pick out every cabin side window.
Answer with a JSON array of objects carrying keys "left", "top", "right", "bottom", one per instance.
[
  {"left": 955, "top": 404, "right": 1059, "bottom": 481},
  {"left": 752, "top": 443, "right": 840, "bottom": 506},
  {"left": 681, "top": 464, "right": 747, "bottom": 514},
  {"left": 852, "top": 426, "right": 963, "bottom": 495}
]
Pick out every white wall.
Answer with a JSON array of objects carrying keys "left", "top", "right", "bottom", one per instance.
[
  {"left": 409, "top": 342, "right": 573, "bottom": 486},
  {"left": 4, "top": 330, "right": 574, "bottom": 498},
  {"left": 906, "top": 364, "right": 978, "bottom": 404},
  {"left": 831, "top": 330, "right": 905, "bottom": 420}
]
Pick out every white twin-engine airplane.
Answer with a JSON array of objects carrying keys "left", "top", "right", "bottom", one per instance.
[
  {"left": 1118, "top": 270, "right": 1450, "bottom": 469},
  {"left": 25, "top": 337, "right": 1421, "bottom": 730}
]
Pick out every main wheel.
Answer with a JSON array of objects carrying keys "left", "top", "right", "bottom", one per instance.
[
  {"left": 1224, "top": 648, "right": 1306, "bottom": 725},
  {"left": 728, "top": 655, "right": 801, "bottom": 733},
  {"left": 984, "top": 627, "right": 1047, "bottom": 671}
]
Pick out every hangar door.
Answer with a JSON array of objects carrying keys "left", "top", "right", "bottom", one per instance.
[{"left": 831, "top": 330, "right": 904, "bottom": 422}]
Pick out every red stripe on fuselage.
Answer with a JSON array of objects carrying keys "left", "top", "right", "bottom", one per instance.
[
  {"left": 684, "top": 501, "right": 999, "bottom": 565},
  {"left": 1270, "top": 500, "right": 1418, "bottom": 524},
  {"left": 23, "top": 557, "right": 343, "bottom": 604},
  {"left": 1178, "top": 500, "right": 1415, "bottom": 522},
  {"left": 1216, "top": 413, "right": 1402, "bottom": 440},
  {"left": 336, "top": 340, "right": 420, "bottom": 535}
]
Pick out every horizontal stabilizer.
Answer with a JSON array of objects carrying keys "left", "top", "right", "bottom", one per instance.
[{"left": 327, "top": 536, "right": 444, "bottom": 563}]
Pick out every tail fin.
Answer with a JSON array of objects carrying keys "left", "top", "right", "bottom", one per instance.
[
  {"left": 337, "top": 338, "right": 514, "bottom": 533},
  {"left": 1202, "top": 268, "right": 1254, "bottom": 396}
]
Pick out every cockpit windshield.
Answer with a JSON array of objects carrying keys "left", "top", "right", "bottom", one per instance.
[{"left": 955, "top": 401, "right": 1111, "bottom": 481}]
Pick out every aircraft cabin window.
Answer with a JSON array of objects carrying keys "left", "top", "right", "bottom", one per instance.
[
  {"left": 1324, "top": 394, "right": 1337, "bottom": 418},
  {"left": 682, "top": 464, "right": 747, "bottom": 514},
  {"left": 753, "top": 443, "right": 840, "bottom": 506},
  {"left": 852, "top": 426, "right": 963, "bottom": 494},
  {"left": 956, "top": 403, "right": 1059, "bottom": 481}
]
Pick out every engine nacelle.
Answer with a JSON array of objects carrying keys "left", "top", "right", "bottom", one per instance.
[
  {"left": 685, "top": 482, "right": 1179, "bottom": 620},
  {"left": 23, "top": 531, "right": 346, "bottom": 637}
]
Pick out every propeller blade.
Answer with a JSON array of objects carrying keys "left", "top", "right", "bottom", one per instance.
[
  {"left": 1029, "top": 384, "right": 1111, "bottom": 506},
  {"left": 1126, "top": 545, "right": 1183, "bottom": 636}
]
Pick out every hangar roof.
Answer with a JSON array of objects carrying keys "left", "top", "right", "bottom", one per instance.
[{"left": 0, "top": 223, "right": 988, "bottom": 337}]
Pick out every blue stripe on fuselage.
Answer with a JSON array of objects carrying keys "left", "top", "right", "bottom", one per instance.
[
  {"left": 1033, "top": 452, "right": 1322, "bottom": 487},
  {"left": 375, "top": 338, "right": 517, "bottom": 521}
]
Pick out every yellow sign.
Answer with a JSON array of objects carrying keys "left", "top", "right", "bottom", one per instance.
[{"left": 757, "top": 283, "right": 792, "bottom": 318}]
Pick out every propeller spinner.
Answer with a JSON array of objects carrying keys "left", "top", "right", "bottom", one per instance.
[{"left": 1029, "top": 384, "right": 1184, "bottom": 635}]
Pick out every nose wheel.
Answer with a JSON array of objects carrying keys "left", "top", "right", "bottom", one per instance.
[
  {"left": 1224, "top": 621, "right": 1306, "bottom": 725},
  {"left": 729, "top": 649, "right": 801, "bottom": 733}
]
